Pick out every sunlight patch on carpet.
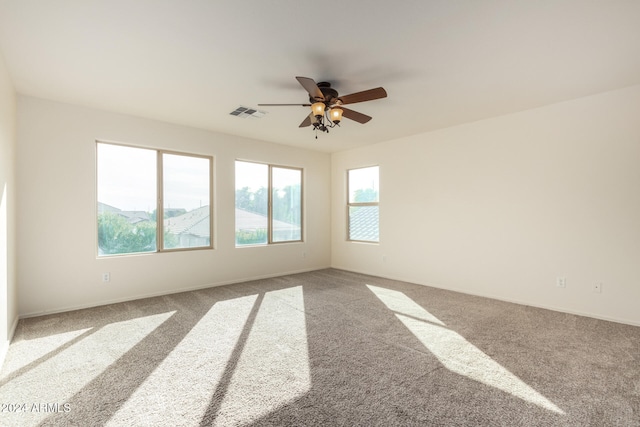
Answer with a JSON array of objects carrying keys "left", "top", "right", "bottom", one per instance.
[
  {"left": 0, "top": 311, "right": 175, "bottom": 426},
  {"left": 106, "top": 294, "right": 260, "bottom": 427},
  {"left": 367, "top": 285, "right": 564, "bottom": 414},
  {"left": 0, "top": 327, "right": 92, "bottom": 380},
  {"left": 366, "top": 285, "right": 445, "bottom": 326},
  {"left": 213, "top": 286, "right": 311, "bottom": 426},
  {"left": 396, "top": 314, "right": 564, "bottom": 414}
]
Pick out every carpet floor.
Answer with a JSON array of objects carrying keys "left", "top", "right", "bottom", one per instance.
[{"left": 1, "top": 268, "right": 639, "bottom": 426}]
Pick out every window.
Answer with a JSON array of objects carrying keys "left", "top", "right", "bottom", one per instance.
[
  {"left": 235, "top": 160, "right": 302, "bottom": 246},
  {"left": 97, "top": 142, "right": 213, "bottom": 256},
  {"left": 347, "top": 166, "right": 379, "bottom": 242}
]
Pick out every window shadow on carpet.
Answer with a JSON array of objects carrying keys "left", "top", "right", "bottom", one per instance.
[{"left": 1, "top": 269, "right": 638, "bottom": 426}]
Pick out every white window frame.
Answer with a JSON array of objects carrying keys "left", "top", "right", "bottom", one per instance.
[
  {"left": 347, "top": 165, "right": 379, "bottom": 243},
  {"left": 96, "top": 141, "right": 214, "bottom": 256},
  {"left": 235, "top": 160, "right": 303, "bottom": 246}
]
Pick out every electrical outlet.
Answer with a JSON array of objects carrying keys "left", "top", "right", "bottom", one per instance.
[
  {"left": 593, "top": 283, "right": 602, "bottom": 293},
  {"left": 556, "top": 277, "right": 566, "bottom": 288},
  {"left": 302, "top": 251, "right": 306, "bottom": 258},
  {"left": 102, "top": 272, "right": 110, "bottom": 283}
]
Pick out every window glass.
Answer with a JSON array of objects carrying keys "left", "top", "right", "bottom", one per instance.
[
  {"left": 348, "top": 166, "right": 379, "bottom": 242},
  {"left": 162, "top": 153, "right": 211, "bottom": 249},
  {"left": 348, "top": 206, "right": 379, "bottom": 242},
  {"left": 272, "top": 167, "right": 302, "bottom": 242},
  {"left": 97, "top": 144, "right": 157, "bottom": 256},
  {"left": 235, "top": 161, "right": 303, "bottom": 246},
  {"left": 348, "top": 166, "right": 379, "bottom": 203},
  {"left": 235, "top": 161, "right": 269, "bottom": 245},
  {"left": 97, "top": 142, "right": 213, "bottom": 256}
]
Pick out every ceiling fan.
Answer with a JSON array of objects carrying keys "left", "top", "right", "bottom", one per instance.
[{"left": 259, "top": 76, "right": 387, "bottom": 137}]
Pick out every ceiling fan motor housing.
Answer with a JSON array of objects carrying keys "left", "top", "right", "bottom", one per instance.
[{"left": 311, "top": 82, "right": 339, "bottom": 106}]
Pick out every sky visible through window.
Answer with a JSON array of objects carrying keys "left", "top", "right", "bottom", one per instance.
[
  {"left": 349, "top": 166, "right": 379, "bottom": 202},
  {"left": 235, "top": 161, "right": 301, "bottom": 196},
  {"left": 163, "top": 153, "right": 210, "bottom": 211},
  {"left": 235, "top": 161, "right": 267, "bottom": 191},
  {"left": 97, "top": 143, "right": 156, "bottom": 212},
  {"left": 97, "top": 143, "right": 209, "bottom": 212}
]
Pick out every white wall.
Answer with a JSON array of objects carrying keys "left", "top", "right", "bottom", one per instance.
[
  {"left": 15, "top": 85, "right": 640, "bottom": 325},
  {"left": 0, "top": 50, "right": 17, "bottom": 364},
  {"left": 332, "top": 85, "right": 640, "bottom": 326},
  {"left": 17, "top": 96, "right": 331, "bottom": 316}
]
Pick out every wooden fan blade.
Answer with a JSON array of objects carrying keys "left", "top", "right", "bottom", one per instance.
[
  {"left": 337, "top": 87, "right": 387, "bottom": 105},
  {"left": 341, "top": 107, "right": 372, "bottom": 124},
  {"left": 299, "top": 114, "right": 312, "bottom": 128},
  {"left": 258, "top": 103, "right": 311, "bottom": 106},
  {"left": 296, "top": 76, "right": 324, "bottom": 101}
]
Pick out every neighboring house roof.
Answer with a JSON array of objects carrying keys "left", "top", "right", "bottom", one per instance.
[
  {"left": 350, "top": 206, "right": 379, "bottom": 241},
  {"left": 99, "top": 202, "right": 300, "bottom": 237},
  {"left": 235, "top": 208, "right": 267, "bottom": 231},
  {"left": 235, "top": 208, "right": 300, "bottom": 232},
  {"left": 119, "top": 211, "right": 151, "bottom": 224},
  {"left": 97, "top": 202, "right": 120, "bottom": 213},
  {"left": 98, "top": 202, "right": 151, "bottom": 224},
  {"left": 164, "top": 206, "right": 210, "bottom": 237}
]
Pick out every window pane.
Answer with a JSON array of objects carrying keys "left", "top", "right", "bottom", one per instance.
[
  {"left": 348, "top": 165, "right": 379, "bottom": 242},
  {"left": 349, "top": 206, "right": 379, "bottom": 242},
  {"left": 235, "top": 161, "right": 268, "bottom": 246},
  {"left": 272, "top": 167, "right": 302, "bottom": 242},
  {"left": 348, "top": 166, "right": 379, "bottom": 203},
  {"left": 97, "top": 143, "right": 157, "bottom": 256},
  {"left": 162, "top": 153, "right": 211, "bottom": 249}
]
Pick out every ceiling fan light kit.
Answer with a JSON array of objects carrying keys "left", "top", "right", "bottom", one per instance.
[
  {"left": 329, "top": 107, "right": 343, "bottom": 124},
  {"left": 259, "top": 76, "right": 387, "bottom": 138},
  {"left": 312, "top": 102, "right": 325, "bottom": 119}
]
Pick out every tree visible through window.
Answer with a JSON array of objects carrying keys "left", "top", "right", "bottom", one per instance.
[
  {"left": 97, "top": 142, "right": 213, "bottom": 256},
  {"left": 348, "top": 166, "right": 379, "bottom": 242},
  {"left": 235, "top": 161, "right": 302, "bottom": 246}
]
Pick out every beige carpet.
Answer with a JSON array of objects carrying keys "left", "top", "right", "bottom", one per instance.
[{"left": 1, "top": 269, "right": 639, "bottom": 426}]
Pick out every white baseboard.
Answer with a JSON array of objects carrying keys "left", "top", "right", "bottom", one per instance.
[
  {"left": 19, "top": 266, "right": 329, "bottom": 319},
  {"left": 20, "top": 265, "right": 638, "bottom": 328},
  {"left": 332, "top": 266, "right": 640, "bottom": 328}
]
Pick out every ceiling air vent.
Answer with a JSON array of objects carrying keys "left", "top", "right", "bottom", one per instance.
[{"left": 229, "top": 106, "right": 266, "bottom": 119}]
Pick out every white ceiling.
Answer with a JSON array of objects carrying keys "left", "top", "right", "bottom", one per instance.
[{"left": 1, "top": 1, "right": 639, "bottom": 153}]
